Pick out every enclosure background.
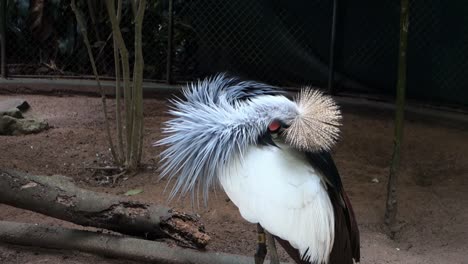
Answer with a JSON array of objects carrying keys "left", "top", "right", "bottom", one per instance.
[{"left": 4, "top": 0, "right": 468, "bottom": 106}]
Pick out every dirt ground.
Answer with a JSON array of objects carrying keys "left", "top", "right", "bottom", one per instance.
[{"left": 0, "top": 94, "right": 467, "bottom": 264}]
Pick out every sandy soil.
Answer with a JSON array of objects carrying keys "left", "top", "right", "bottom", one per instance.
[{"left": 0, "top": 94, "right": 467, "bottom": 264}]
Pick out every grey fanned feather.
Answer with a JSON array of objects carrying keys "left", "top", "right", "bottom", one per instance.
[
  {"left": 155, "top": 74, "right": 342, "bottom": 204},
  {"left": 183, "top": 73, "right": 284, "bottom": 105}
]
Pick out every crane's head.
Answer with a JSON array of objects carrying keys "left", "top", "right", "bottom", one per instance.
[{"left": 155, "top": 73, "right": 341, "bottom": 202}]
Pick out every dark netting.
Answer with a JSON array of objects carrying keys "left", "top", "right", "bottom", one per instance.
[
  {"left": 406, "top": 1, "right": 468, "bottom": 106},
  {"left": 4, "top": 0, "right": 167, "bottom": 80},
  {"left": 5, "top": 0, "right": 103, "bottom": 76},
  {"left": 4, "top": 0, "right": 468, "bottom": 106},
  {"left": 175, "top": 0, "right": 334, "bottom": 86}
]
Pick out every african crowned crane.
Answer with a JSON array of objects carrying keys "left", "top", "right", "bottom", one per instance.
[{"left": 156, "top": 74, "right": 360, "bottom": 264}]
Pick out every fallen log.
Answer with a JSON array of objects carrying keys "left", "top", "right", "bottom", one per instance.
[
  {"left": 0, "top": 221, "right": 288, "bottom": 264},
  {"left": 0, "top": 169, "right": 209, "bottom": 248}
]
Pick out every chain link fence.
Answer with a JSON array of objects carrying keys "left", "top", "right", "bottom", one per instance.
[{"left": 2, "top": 0, "right": 468, "bottom": 106}]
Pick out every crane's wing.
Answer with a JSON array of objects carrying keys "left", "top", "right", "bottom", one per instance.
[
  {"left": 305, "top": 151, "right": 360, "bottom": 263},
  {"left": 275, "top": 190, "right": 359, "bottom": 264},
  {"left": 220, "top": 145, "right": 360, "bottom": 264},
  {"left": 220, "top": 145, "right": 336, "bottom": 264}
]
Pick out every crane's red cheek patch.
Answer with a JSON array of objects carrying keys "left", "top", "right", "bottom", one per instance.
[{"left": 268, "top": 120, "right": 281, "bottom": 132}]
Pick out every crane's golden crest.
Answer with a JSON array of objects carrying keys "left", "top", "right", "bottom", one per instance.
[{"left": 285, "top": 88, "right": 342, "bottom": 152}]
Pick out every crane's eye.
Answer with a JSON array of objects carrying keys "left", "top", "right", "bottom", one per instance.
[{"left": 268, "top": 120, "right": 281, "bottom": 133}]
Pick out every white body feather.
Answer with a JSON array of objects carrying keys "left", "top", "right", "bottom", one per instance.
[{"left": 220, "top": 144, "right": 335, "bottom": 263}]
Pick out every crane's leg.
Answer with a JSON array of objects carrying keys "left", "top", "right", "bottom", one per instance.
[
  {"left": 254, "top": 224, "right": 267, "bottom": 264},
  {"left": 254, "top": 224, "right": 280, "bottom": 264},
  {"left": 266, "top": 231, "right": 280, "bottom": 264}
]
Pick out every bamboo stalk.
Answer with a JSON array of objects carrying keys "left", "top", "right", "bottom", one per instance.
[{"left": 384, "top": 0, "right": 409, "bottom": 239}]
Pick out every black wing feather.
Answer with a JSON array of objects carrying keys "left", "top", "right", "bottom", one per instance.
[
  {"left": 305, "top": 151, "right": 360, "bottom": 263},
  {"left": 305, "top": 151, "right": 344, "bottom": 205}
]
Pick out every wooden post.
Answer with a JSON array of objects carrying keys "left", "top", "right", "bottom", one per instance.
[
  {"left": 384, "top": 0, "right": 409, "bottom": 239},
  {"left": 166, "top": 0, "right": 174, "bottom": 84},
  {"left": 0, "top": 0, "right": 7, "bottom": 78}
]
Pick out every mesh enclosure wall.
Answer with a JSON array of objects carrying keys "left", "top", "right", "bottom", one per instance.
[{"left": 4, "top": 0, "right": 468, "bottom": 106}]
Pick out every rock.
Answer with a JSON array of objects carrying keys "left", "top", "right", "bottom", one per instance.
[
  {"left": 0, "top": 98, "right": 30, "bottom": 111},
  {"left": 0, "top": 98, "right": 30, "bottom": 118},
  {"left": 1, "top": 108, "right": 23, "bottom": 118},
  {"left": 0, "top": 115, "right": 16, "bottom": 134},
  {"left": 0, "top": 99, "right": 48, "bottom": 135},
  {"left": 12, "top": 117, "right": 49, "bottom": 135},
  {"left": 0, "top": 115, "right": 49, "bottom": 135}
]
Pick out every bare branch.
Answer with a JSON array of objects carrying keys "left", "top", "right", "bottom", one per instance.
[
  {"left": 0, "top": 169, "right": 209, "bottom": 248},
  {"left": 0, "top": 221, "right": 288, "bottom": 264}
]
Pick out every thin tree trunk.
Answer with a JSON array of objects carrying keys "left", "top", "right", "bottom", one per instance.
[
  {"left": 71, "top": 0, "right": 121, "bottom": 165},
  {"left": 384, "top": 0, "right": 409, "bottom": 239},
  {"left": 113, "top": 0, "right": 125, "bottom": 162},
  {"left": 166, "top": 0, "right": 174, "bottom": 84},
  {"left": 129, "top": 0, "right": 146, "bottom": 170},
  {"left": 0, "top": 169, "right": 209, "bottom": 248},
  {"left": 86, "top": 0, "right": 101, "bottom": 42},
  {"left": 73, "top": 0, "right": 146, "bottom": 171},
  {"left": 105, "top": 0, "right": 133, "bottom": 165},
  {"left": 0, "top": 0, "right": 7, "bottom": 78},
  {"left": 0, "top": 221, "right": 288, "bottom": 264}
]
